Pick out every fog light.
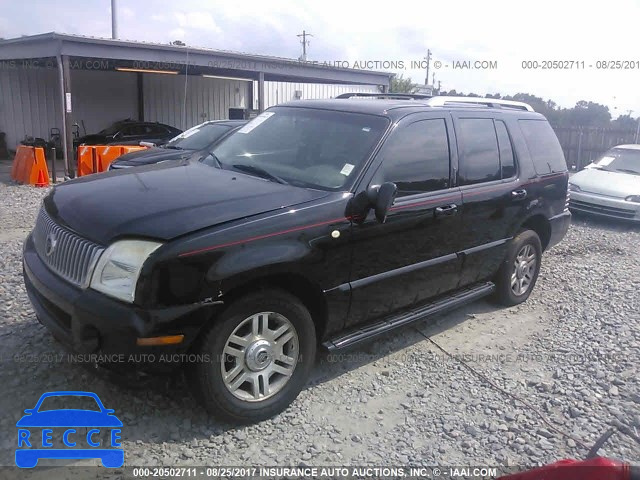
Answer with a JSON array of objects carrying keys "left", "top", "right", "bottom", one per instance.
[{"left": 136, "top": 335, "right": 184, "bottom": 346}]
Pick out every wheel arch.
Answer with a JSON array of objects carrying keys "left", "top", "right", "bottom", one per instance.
[
  {"left": 220, "top": 272, "right": 329, "bottom": 342},
  {"left": 519, "top": 213, "right": 551, "bottom": 251}
]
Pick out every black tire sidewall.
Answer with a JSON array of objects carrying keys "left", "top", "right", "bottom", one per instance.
[
  {"left": 496, "top": 230, "right": 542, "bottom": 306},
  {"left": 189, "top": 289, "right": 316, "bottom": 423}
]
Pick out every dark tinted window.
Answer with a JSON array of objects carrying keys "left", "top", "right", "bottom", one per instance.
[
  {"left": 458, "top": 118, "right": 500, "bottom": 185},
  {"left": 122, "top": 125, "right": 145, "bottom": 136},
  {"left": 376, "top": 119, "right": 450, "bottom": 196},
  {"left": 495, "top": 121, "right": 516, "bottom": 178},
  {"left": 148, "top": 124, "right": 168, "bottom": 135},
  {"left": 518, "top": 120, "right": 567, "bottom": 174}
]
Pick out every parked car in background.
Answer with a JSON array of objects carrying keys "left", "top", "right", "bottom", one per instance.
[
  {"left": 108, "top": 120, "right": 247, "bottom": 171},
  {"left": 23, "top": 96, "right": 570, "bottom": 423},
  {"left": 569, "top": 144, "right": 640, "bottom": 221},
  {"left": 75, "top": 120, "right": 182, "bottom": 147}
]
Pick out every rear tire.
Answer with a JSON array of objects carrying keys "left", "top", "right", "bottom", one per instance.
[
  {"left": 187, "top": 289, "right": 316, "bottom": 424},
  {"left": 494, "top": 229, "right": 542, "bottom": 306}
]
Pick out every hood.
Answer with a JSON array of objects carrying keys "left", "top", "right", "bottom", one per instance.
[
  {"left": 571, "top": 168, "right": 640, "bottom": 198},
  {"left": 44, "top": 161, "right": 330, "bottom": 244},
  {"left": 111, "top": 147, "right": 191, "bottom": 167}
]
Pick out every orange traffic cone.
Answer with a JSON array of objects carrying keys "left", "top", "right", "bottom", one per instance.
[{"left": 35, "top": 169, "right": 49, "bottom": 187}]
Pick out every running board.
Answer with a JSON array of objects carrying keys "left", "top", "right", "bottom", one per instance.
[{"left": 323, "top": 281, "right": 495, "bottom": 351}]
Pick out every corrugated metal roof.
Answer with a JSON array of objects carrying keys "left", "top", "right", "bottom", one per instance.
[{"left": 0, "top": 32, "right": 393, "bottom": 79}]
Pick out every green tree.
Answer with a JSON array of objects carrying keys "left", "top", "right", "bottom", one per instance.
[
  {"left": 563, "top": 101, "right": 611, "bottom": 127},
  {"left": 611, "top": 114, "right": 639, "bottom": 130},
  {"left": 390, "top": 74, "right": 415, "bottom": 93}
]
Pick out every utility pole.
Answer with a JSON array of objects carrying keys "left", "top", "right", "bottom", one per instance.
[
  {"left": 424, "top": 49, "right": 432, "bottom": 85},
  {"left": 111, "top": 0, "right": 118, "bottom": 39},
  {"left": 297, "top": 30, "right": 312, "bottom": 61}
]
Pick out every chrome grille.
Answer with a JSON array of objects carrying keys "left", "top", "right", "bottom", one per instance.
[{"left": 32, "top": 208, "right": 104, "bottom": 287}]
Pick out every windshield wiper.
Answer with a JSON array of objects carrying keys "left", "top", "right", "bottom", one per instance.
[
  {"left": 614, "top": 168, "right": 640, "bottom": 175},
  {"left": 163, "top": 145, "right": 183, "bottom": 150},
  {"left": 232, "top": 164, "right": 289, "bottom": 185}
]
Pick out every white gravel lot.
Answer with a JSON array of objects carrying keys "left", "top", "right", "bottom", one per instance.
[{"left": 0, "top": 179, "right": 638, "bottom": 472}]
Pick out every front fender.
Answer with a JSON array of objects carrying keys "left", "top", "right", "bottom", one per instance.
[{"left": 206, "top": 241, "right": 315, "bottom": 284}]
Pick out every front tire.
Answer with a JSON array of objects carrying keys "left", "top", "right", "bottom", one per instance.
[
  {"left": 187, "top": 289, "right": 316, "bottom": 423},
  {"left": 494, "top": 229, "right": 542, "bottom": 306}
]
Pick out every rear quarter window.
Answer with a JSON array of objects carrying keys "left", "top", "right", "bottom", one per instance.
[{"left": 518, "top": 120, "right": 567, "bottom": 174}]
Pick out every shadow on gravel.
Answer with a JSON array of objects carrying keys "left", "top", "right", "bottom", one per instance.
[
  {"left": 569, "top": 210, "right": 640, "bottom": 233},
  {"left": 309, "top": 299, "right": 500, "bottom": 387},
  {"left": 1, "top": 298, "right": 503, "bottom": 450}
]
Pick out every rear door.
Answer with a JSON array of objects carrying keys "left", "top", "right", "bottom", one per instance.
[
  {"left": 347, "top": 112, "right": 464, "bottom": 328},
  {"left": 452, "top": 112, "right": 525, "bottom": 286}
]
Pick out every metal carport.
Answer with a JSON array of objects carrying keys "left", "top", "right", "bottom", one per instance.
[{"left": 0, "top": 32, "right": 392, "bottom": 177}]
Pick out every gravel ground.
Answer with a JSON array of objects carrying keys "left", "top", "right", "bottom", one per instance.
[{"left": 0, "top": 179, "right": 638, "bottom": 472}]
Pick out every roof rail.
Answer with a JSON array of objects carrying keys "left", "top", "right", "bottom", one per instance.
[
  {"left": 335, "top": 92, "right": 432, "bottom": 100},
  {"left": 426, "top": 96, "right": 535, "bottom": 112}
]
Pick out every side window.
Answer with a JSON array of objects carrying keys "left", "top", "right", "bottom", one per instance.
[
  {"left": 518, "top": 120, "right": 567, "bottom": 174},
  {"left": 377, "top": 118, "right": 450, "bottom": 197},
  {"left": 458, "top": 118, "right": 500, "bottom": 185},
  {"left": 495, "top": 120, "right": 516, "bottom": 178},
  {"left": 148, "top": 125, "right": 168, "bottom": 135},
  {"left": 123, "top": 125, "right": 143, "bottom": 136}
]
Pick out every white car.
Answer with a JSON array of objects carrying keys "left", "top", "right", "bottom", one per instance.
[{"left": 569, "top": 144, "right": 640, "bottom": 222}]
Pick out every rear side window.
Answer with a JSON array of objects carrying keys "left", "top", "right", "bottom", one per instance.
[
  {"left": 458, "top": 118, "right": 500, "bottom": 185},
  {"left": 377, "top": 119, "right": 451, "bottom": 196},
  {"left": 518, "top": 120, "right": 567, "bottom": 174},
  {"left": 495, "top": 120, "right": 516, "bottom": 178}
]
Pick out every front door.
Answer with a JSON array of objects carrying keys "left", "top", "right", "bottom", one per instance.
[{"left": 347, "top": 112, "right": 464, "bottom": 328}]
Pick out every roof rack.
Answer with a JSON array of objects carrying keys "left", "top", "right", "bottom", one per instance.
[
  {"left": 425, "top": 96, "right": 534, "bottom": 112},
  {"left": 335, "top": 92, "right": 433, "bottom": 100}
]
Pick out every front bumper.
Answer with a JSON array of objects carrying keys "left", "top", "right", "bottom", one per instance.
[
  {"left": 569, "top": 191, "right": 640, "bottom": 222},
  {"left": 22, "top": 234, "right": 222, "bottom": 371}
]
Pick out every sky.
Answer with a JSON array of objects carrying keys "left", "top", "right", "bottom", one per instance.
[{"left": 1, "top": 0, "right": 639, "bottom": 117}]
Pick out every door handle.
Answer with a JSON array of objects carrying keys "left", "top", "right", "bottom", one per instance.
[
  {"left": 511, "top": 189, "right": 527, "bottom": 200},
  {"left": 434, "top": 203, "right": 458, "bottom": 217}
]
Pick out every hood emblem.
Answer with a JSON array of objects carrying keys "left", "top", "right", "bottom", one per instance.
[{"left": 45, "top": 233, "right": 58, "bottom": 257}]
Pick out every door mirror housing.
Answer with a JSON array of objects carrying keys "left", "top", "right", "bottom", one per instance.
[{"left": 368, "top": 182, "right": 397, "bottom": 223}]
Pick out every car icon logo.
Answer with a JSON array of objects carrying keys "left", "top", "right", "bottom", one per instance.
[
  {"left": 15, "top": 391, "right": 123, "bottom": 468},
  {"left": 45, "top": 233, "right": 57, "bottom": 257}
]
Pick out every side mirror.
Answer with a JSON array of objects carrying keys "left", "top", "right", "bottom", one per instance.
[{"left": 368, "top": 182, "right": 397, "bottom": 223}]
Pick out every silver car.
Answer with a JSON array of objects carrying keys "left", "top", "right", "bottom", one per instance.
[{"left": 568, "top": 144, "right": 640, "bottom": 221}]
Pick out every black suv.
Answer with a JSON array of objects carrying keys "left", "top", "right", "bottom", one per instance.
[{"left": 23, "top": 96, "right": 570, "bottom": 423}]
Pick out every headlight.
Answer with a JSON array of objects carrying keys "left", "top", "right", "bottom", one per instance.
[
  {"left": 90, "top": 239, "right": 162, "bottom": 303},
  {"left": 568, "top": 183, "right": 581, "bottom": 192},
  {"left": 625, "top": 195, "right": 640, "bottom": 203}
]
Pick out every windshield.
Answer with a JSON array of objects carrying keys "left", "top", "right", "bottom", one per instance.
[
  {"left": 37, "top": 395, "right": 101, "bottom": 412},
  {"left": 211, "top": 107, "right": 389, "bottom": 190},
  {"left": 591, "top": 148, "right": 640, "bottom": 174},
  {"left": 165, "top": 123, "right": 233, "bottom": 150}
]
